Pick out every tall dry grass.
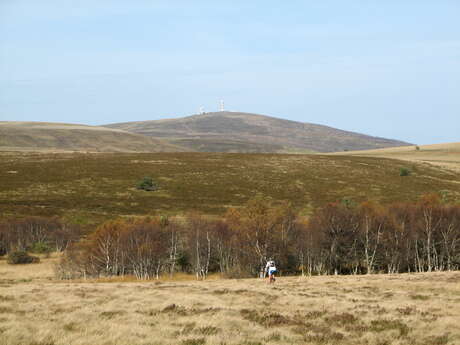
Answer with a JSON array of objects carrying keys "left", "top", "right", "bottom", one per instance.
[
  {"left": 0, "top": 256, "right": 459, "bottom": 345},
  {"left": 0, "top": 252, "right": 60, "bottom": 282},
  {"left": 333, "top": 142, "right": 460, "bottom": 172}
]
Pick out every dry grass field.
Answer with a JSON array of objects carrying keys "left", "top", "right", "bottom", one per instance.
[
  {"left": 333, "top": 142, "right": 460, "bottom": 173},
  {"left": 1, "top": 257, "right": 459, "bottom": 345}
]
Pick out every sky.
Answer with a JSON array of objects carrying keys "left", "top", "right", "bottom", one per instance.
[{"left": 0, "top": 0, "right": 459, "bottom": 145}]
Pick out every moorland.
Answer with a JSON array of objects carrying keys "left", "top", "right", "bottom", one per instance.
[
  {"left": 1, "top": 151, "right": 459, "bottom": 221},
  {"left": 0, "top": 256, "right": 459, "bottom": 345},
  {"left": 105, "top": 111, "right": 410, "bottom": 153},
  {"left": 1, "top": 125, "right": 459, "bottom": 345},
  {"left": 0, "top": 122, "right": 180, "bottom": 153},
  {"left": 1, "top": 112, "right": 409, "bottom": 153}
]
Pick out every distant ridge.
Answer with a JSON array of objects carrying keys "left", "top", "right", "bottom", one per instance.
[
  {"left": 0, "top": 122, "right": 181, "bottom": 152},
  {"left": 331, "top": 142, "right": 460, "bottom": 173},
  {"left": 105, "top": 111, "right": 410, "bottom": 153}
]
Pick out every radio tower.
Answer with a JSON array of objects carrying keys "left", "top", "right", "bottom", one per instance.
[
  {"left": 199, "top": 106, "right": 204, "bottom": 114},
  {"left": 219, "top": 100, "right": 225, "bottom": 112}
]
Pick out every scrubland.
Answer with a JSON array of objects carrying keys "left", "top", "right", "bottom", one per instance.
[
  {"left": 1, "top": 148, "right": 460, "bottom": 345},
  {"left": 1, "top": 151, "right": 459, "bottom": 220},
  {"left": 0, "top": 256, "right": 459, "bottom": 345}
]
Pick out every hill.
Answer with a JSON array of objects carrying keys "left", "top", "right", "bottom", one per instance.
[
  {"left": 105, "top": 111, "right": 410, "bottom": 153},
  {"left": 1, "top": 151, "right": 458, "bottom": 220},
  {"left": 0, "top": 122, "right": 181, "bottom": 152},
  {"left": 332, "top": 142, "right": 460, "bottom": 172}
]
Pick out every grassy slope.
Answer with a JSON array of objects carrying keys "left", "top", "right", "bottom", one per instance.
[
  {"left": 1, "top": 256, "right": 459, "bottom": 345},
  {"left": 1, "top": 151, "right": 459, "bottom": 221},
  {"left": 332, "top": 142, "right": 460, "bottom": 172},
  {"left": 0, "top": 122, "right": 182, "bottom": 152},
  {"left": 105, "top": 112, "right": 410, "bottom": 153}
]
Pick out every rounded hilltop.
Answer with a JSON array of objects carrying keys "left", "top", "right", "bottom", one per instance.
[
  {"left": 105, "top": 111, "right": 411, "bottom": 153},
  {"left": 0, "top": 121, "right": 180, "bottom": 153}
]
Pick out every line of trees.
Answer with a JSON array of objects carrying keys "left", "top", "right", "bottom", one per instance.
[
  {"left": 53, "top": 194, "right": 460, "bottom": 280},
  {"left": 0, "top": 216, "right": 82, "bottom": 256},
  {"left": 304, "top": 195, "right": 460, "bottom": 275}
]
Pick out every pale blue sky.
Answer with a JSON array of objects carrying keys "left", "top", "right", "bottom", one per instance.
[{"left": 1, "top": 1, "right": 459, "bottom": 144}]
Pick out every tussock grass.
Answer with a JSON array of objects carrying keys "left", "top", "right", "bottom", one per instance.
[
  {"left": 0, "top": 257, "right": 459, "bottom": 345},
  {"left": 0, "top": 252, "right": 60, "bottom": 283},
  {"left": 324, "top": 312, "right": 358, "bottom": 326},
  {"left": 410, "top": 294, "right": 430, "bottom": 301},
  {"left": 69, "top": 272, "right": 222, "bottom": 284},
  {"left": 180, "top": 338, "right": 206, "bottom": 345},
  {"left": 369, "top": 318, "right": 410, "bottom": 337}
]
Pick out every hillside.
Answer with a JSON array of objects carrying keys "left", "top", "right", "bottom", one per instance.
[
  {"left": 0, "top": 122, "right": 181, "bottom": 152},
  {"left": 105, "top": 112, "right": 410, "bottom": 153},
  {"left": 332, "top": 142, "right": 460, "bottom": 172},
  {"left": 1, "top": 151, "right": 458, "bottom": 220}
]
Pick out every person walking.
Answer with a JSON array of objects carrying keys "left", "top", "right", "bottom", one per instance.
[{"left": 265, "top": 258, "right": 277, "bottom": 284}]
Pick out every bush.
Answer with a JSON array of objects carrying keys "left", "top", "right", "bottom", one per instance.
[
  {"left": 136, "top": 177, "right": 158, "bottom": 191},
  {"left": 29, "top": 242, "right": 52, "bottom": 254},
  {"left": 399, "top": 167, "right": 411, "bottom": 176},
  {"left": 177, "top": 252, "right": 191, "bottom": 272},
  {"left": 341, "top": 197, "right": 356, "bottom": 208},
  {"left": 7, "top": 251, "right": 40, "bottom": 264}
]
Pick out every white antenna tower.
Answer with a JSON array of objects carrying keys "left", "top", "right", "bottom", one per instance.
[
  {"left": 199, "top": 106, "right": 204, "bottom": 114},
  {"left": 219, "top": 100, "right": 225, "bottom": 112}
]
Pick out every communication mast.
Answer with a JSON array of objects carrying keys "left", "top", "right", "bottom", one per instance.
[
  {"left": 199, "top": 106, "right": 204, "bottom": 114},
  {"left": 219, "top": 100, "right": 225, "bottom": 112}
]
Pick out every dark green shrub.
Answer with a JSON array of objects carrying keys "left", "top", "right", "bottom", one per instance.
[
  {"left": 159, "top": 215, "right": 170, "bottom": 227},
  {"left": 136, "top": 177, "right": 158, "bottom": 191},
  {"left": 177, "top": 252, "right": 191, "bottom": 272},
  {"left": 399, "top": 167, "right": 411, "bottom": 176},
  {"left": 7, "top": 251, "right": 40, "bottom": 264},
  {"left": 30, "top": 242, "right": 52, "bottom": 254},
  {"left": 340, "top": 197, "right": 356, "bottom": 208}
]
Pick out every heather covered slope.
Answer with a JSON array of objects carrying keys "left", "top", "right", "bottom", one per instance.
[
  {"left": 0, "top": 122, "right": 182, "bottom": 152},
  {"left": 105, "top": 112, "right": 410, "bottom": 153},
  {"left": 1, "top": 151, "right": 458, "bottom": 220}
]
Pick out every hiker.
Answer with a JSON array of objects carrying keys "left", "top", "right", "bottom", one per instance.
[{"left": 265, "top": 258, "right": 277, "bottom": 283}]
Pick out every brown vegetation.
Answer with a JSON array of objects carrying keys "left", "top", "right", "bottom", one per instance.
[
  {"left": 1, "top": 196, "right": 459, "bottom": 344},
  {"left": 1, "top": 151, "right": 459, "bottom": 220},
  {"left": 0, "top": 216, "right": 82, "bottom": 255},
  {"left": 105, "top": 111, "right": 410, "bottom": 153},
  {"left": 0, "top": 257, "right": 458, "bottom": 345},
  {"left": 22, "top": 195, "right": 453, "bottom": 280},
  {"left": 0, "top": 121, "right": 182, "bottom": 152},
  {"left": 333, "top": 142, "right": 460, "bottom": 173}
]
